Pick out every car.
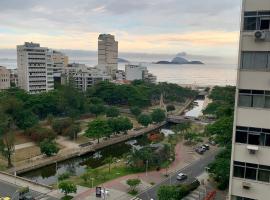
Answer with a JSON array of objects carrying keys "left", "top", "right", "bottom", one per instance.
[
  {"left": 177, "top": 173, "right": 188, "bottom": 181},
  {"left": 195, "top": 147, "right": 204, "bottom": 154},
  {"left": 202, "top": 144, "right": 210, "bottom": 150},
  {"left": 200, "top": 146, "right": 207, "bottom": 152}
]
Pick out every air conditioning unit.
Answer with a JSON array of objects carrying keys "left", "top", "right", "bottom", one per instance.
[
  {"left": 242, "top": 182, "right": 251, "bottom": 190},
  {"left": 254, "top": 31, "right": 266, "bottom": 40},
  {"left": 247, "top": 145, "right": 259, "bottom": 154}
]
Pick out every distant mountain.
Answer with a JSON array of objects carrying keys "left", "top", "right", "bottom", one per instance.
[
  {"left": 118, "top": 58, "right": 129, "bottom": 63},
  {"left": 155, "top": 54, "right": 204, "bottom": 65}
]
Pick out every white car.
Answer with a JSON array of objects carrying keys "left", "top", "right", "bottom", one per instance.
[{"left": 176, "top": 173, "right": 187, "bottom": 181}]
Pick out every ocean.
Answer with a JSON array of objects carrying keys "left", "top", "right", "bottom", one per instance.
[{"left": 0, "top": 50, "right": 237, "bottom": 86}]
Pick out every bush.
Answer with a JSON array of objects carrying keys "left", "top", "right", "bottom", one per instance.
[
  {"left": 39, "top": 139, "right": 59, "bottom": 156},
  {"left": 137, "top": 114, "right": 152, "bottom": 127},
  {"left": 63, "top": 123, "right": 81, "bottom": 140},
  {"left": 58, "top": 181, "right": 77, "bottom": 196},
  {"left": 151, "top": 109, "right": 166, "bottom": 123},
  {"left": 106, "top": 106, "right": 120, "bottom": 118}
]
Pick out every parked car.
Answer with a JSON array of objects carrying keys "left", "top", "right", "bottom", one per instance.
[
  {"left": 202, "top": 144, "right": 210, "bottom": 150},
  {"left": 200, "top": 146, "right": 207, "bottom": 152},
  {"left": 177, "top": 173, "right": 188, "bottom": 181},
  {"left": 195, "top": 147, "right": 204, "bottom": 154},
  {"left": 209, "top": 140, "right": 216, "bottom": 146}
]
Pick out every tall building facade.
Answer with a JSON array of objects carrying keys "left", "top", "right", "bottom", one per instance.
[
  {"left": 0, "top": 66, "right": 10, "bottom": 90},
  {"left": 97, "top": 34, "right": 118, "bottom": 77},
  {"left": 125, "top": 64, "right": 157, "bottom": 83},
  {"left": 229, "top": 1, "right": 270, "bottom": 200}
]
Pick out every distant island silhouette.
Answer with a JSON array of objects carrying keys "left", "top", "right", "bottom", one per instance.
[{"left": 155, "top": 53, "right": 204, "bottom": 65}]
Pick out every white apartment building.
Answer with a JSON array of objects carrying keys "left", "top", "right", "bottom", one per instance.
[
  {"left": 17, "top": 42, "right": 54, "bottom": 94},
  {"left": 62, "top": 63, "right": 111, "bottom": 91},
  {"left": 229, "top": 1, "right": 270, "bottom": 200},
  {"left": 97, "top": 34, "right": 118, "bottom": 77},
  {"left": 0, "top": 66, "right": 10, "bottom": 90},
  {"left": 125, "top": 64, "right": 157, "bottom": 83}
]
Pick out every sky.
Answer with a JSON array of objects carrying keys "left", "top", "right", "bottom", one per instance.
[{"left": 0, "top": 0, "right": 242, "bottom": 57}]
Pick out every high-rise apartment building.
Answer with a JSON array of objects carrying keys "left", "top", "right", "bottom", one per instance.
[
  {"left": 97, "top": 34, "right": 118, "bottom": 77},
  {"left": 0, "top": 66, "right": 10, "bottom": 90},
  {"left": 229, "top": 1, "right": 270, "bottom": 200},
  {"left": 17, "top": 42, "right": 54, "bottom": 94}
]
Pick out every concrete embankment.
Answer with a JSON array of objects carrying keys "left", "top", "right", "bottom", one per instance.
[{"left": 8, "top": 122, "right": 166, "bottom": 175}]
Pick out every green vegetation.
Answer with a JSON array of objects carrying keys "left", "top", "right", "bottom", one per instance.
[
  {"left": 130, "top": 106, "right": 142, "bottom": 117},
  {"left": 107, "top": 117, "right": 133, "bottom": 134},
  {"left": 58, "top": 172, "right": 71, "bottom": 181},
  {"left": 106, "top": 106, "right": 120, "bottom": 118},
  {"left": 26, "top": 126, "right": 57, "bottom": 143},
  {"left": 157, "top": 180, "right": 200, "bottom": 200},
  {"left": 58, "top": 181, "right": 77, "bottom": 197},
  {"left": 137, "top": 114, "right": 152, "bottom": 127},
  {"left": 0, "top": 131, "right": 15, "bottom": 167},
  {"left": 126, "top": 178, "right": 141, "bottom": 195},
  {"left": 151, "top": 109, "right": 166, "bottom": 123},
  {"left": 166, "top": 104, "right": 175, "bottom": 112},
  {"left": 39, "top": 139, "right": 59, "bottom": 156},
  {"left": 184, "top": 131, "right": 203, "bottom": 144},
  {"left": 204, "top": 86, "right": 235, "bottom": 190}
]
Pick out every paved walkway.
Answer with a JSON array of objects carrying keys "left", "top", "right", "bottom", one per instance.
[
  {"left": 74, "top": 141, "right": 199, "bottom": 200},
  {"left": 15, "top": 142, "right": 35, "bottom": 150}
]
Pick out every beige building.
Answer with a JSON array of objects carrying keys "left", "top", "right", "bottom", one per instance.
[
  {"left": 97, "top": 34, "right": 118, "bottom": 77},
  {"left": 0, "top": 66, "right": 10, "bottom": 90},
  {"left": 229, "top": 1, "right": 270, "bottom": 200},
  {"left": 52, "top": 50, "right": 68, "bottom": 74}
]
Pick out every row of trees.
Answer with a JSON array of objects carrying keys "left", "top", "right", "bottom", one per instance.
[{"left": 204, "top": 86, "right": 235, "bottom": 190}]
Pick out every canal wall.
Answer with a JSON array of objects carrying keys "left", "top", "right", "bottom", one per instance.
[{"left": 8, "top": 122, "right": 166, "bottom": 175}]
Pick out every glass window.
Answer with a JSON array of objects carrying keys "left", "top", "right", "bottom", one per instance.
[
  {"left": 254, "top": 52, "right": 268, "bottom": 69},
  {"left": 236, "top": 131, "right": 247, "bottom": 143},
  {"left": 234, "top": 165, "right": 245, "bottom": 178},
  {"left": 260, "top": 19, "right": 270, "bottom": 30},
  {"left": 265, "top": 134, "right": 270, "bottom": 146},
  {"left": 265, "top": 96, "right": 270, "bottom": 108},
  {"left": 252, "top": 95, "right": 264, "bottom": 108},
  {"left": 248, "top": 133, "right": 260, "bottom": 145},
  {"left": 244, "top": 17, "right": 257, "bottom": 30},
  {"left": 245, "top": 167, "right": 257, "bottom": 180},
  {"left": 239, "top": 95, "right": 252, "bottom": 107},
  {"left": 260, "top": 133, "right": 266, "bottom": 146},
  {"left": 268, "top": 53, "right": 270, "bottom": 69},
  {"left": 258, "top": 169, "right": 270, "bottom": 182},
  {"left": 242, "top": 52, "right": 254, "bottom": 69}
]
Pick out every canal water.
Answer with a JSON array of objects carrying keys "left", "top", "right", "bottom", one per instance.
[
  {"left": 21, "top": 99, "right": 205, "bottom": 185},
  {"left": 21, "top": 133, "right": 155, "bottom": 185}
]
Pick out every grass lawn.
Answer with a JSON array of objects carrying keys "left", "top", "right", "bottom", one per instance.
[{"left": 68, "top": 162, "right": 143, "bottom": 188}]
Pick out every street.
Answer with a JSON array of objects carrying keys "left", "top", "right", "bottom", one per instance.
[
  {"left": 0, "top": 180, "right": 57, "bottom": 200},
  {"left": 137, "top": 149, "right": 219, "bottom": 200}
]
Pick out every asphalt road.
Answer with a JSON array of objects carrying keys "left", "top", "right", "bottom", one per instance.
[
  {"left": 137, "top": 149, "right": 219, "bottom": 200},
  {"left": 0, "top": 180, "right": 57, "bottom": 200}
]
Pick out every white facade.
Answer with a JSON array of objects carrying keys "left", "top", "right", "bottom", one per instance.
[
  {"left": 62, "top": 63, "right": 111, "bottom": 91},
  {"left": 125, "top": 64, "right": 157, "bottom": 83},
  {"left": 0, "top": 66, "right": 10, "bottom": 90},
  {"left": 229, "top": 1, "right": 270, "bottom": 200},
  {"left": 97, "top": 34, "right": 118, "bottom": 77},
  {"left": 17, "top": 42, "right": 54, "bottom": 94}
]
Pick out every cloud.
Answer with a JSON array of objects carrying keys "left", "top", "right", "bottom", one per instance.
[{"left": 0, "top": 0, "right": 241, "bottom": 56}]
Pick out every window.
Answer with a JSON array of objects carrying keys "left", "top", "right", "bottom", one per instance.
[
  {"left": 245, "top": 163, "right": 258, "bottom": 180},
  {"left": 241, "top": 52, "right": 269, "bottom": 70},
  {"left": 233, "top": 161, "right": 245, "bottom": 178},
  {"left": 235, "top": 126, "right": 270, "bottom": 146},
  {"left": 238, "top": 89, "right": 270, "bottom": 109},
  {"left": 243, "top": 11, "right": 270, "bottom": 31}
]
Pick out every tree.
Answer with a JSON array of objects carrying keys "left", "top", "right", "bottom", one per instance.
[
  {"left": 58, "top": 181, "right": 77, "bottom": 197},
  {"left": 151, "top": 109, "right": 166, "bottom": 123},
  {"left": 15, "top": 110, "right": 38, "bottom": 130},
  {"left": 26, "top": 126, "right": 57, "bottom": 143},
  {"left": 184, "top": 132, "right": 201, "bottom": 144},
  {"left": 106, "top": 106, "right": 120, "bottom": 118},
  {"left": 0, "top": 132, "right": 15, "bottom": 168},
  {"left": 166, "top": 105, "right": 175, "bottom": 112},
  {"left": 63, "top": 123, "right": 81, "bottom": 140},
  {"left": 85, "top": 119, "right": 112, "bottom": 143},
  {"left": 126, "top": 179, "right": 141, "bottom": 193},
  {"left": 108, "top": 117, "right": 133, "bottom": 135},
  {"left": 39, "top": 139, "right": 59, "bottom": 156},
  {"left": 130, "top": 106, "right": 141, "bottom": 116},
  {"left": 137, "top": 114, "right": 152, "bottom": 127},
  {"left": 52, "top": 118, "right": 73, "bottom": 135},
  {"left": 89, "top": 104, "right": 105, "bottom": 117},
  {"left": 173, "top": 122, "right": 191, "bottom": 134}
]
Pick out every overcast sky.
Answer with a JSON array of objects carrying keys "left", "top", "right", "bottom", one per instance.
[{"left": 0, "top": 0, "right": 241, "bottom": 57}]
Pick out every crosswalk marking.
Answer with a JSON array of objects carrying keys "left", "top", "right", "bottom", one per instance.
[{"left": 130, "top": 197, "right": 142, "bottom": 200}]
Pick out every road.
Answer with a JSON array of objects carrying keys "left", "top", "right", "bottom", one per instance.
[
  {"left": 137, "top": 149, "right": 219, "bottom": 200},
  {"left": 0, "top": 180, "right": 57, "bottom": 200}
]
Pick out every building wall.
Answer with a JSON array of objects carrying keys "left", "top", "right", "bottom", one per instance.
[
  {"left": 0, "top": 66, "right": 10, "bottom": 90},
  {"left": 229, "top": 0, "right": 270, "bottom": 199},
  {"left": 98, "top": 34, "right": 118, "bottom": 77},
  {"left": 125, "top": 64, "right": 145, "bottom": 81}
]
